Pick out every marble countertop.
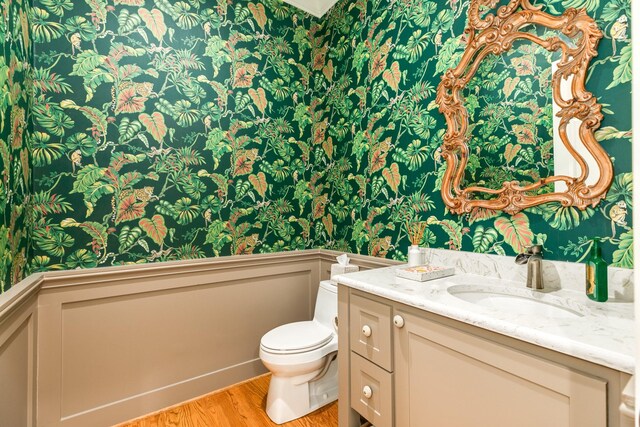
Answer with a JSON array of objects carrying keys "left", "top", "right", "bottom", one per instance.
[{"left": 335, "top": 266, "right": 635, "bottom": 374}]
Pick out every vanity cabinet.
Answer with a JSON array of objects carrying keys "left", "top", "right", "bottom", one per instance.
[{"left": 337, "top": 286, "right": 632, "bottom": 427}]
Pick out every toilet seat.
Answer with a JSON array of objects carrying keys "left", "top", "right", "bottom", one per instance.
[{"left": 261, "top": 321, "right": 333, "bottom": 354}]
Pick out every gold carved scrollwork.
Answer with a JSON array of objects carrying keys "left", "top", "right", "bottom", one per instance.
[{"left": 436, "top": 0, "right": 612, "bottom": 215}]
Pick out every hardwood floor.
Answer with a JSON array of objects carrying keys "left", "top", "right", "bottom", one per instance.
[{"left": 116, "top": 374, "right": 338, "bottom": 427}]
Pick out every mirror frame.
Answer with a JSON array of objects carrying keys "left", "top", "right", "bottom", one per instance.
[{"left": 436, "top": 0, "right": 612, "bottom": 215}]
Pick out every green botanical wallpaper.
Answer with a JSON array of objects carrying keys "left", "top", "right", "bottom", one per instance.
[
  {"left": 0, "top": 0, "right": 32, "bottom": 292},
  {"left": 0, "top": 0, "right": 633, "bottom": 293},
  {"left": 29, "top": 0, "right": 327, "bottom": 273},
  {"left": 314, "top": 0, "right": 633, "bottom": 266},
  {"left": 460, "top": 39, "right": 557, "bottom": 194}
]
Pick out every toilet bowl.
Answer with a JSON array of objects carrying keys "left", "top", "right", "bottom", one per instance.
[{"left": 259, "top": 280, "right": 338, "bottom": 424}]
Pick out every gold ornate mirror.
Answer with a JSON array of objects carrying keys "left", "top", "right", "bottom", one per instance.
[{"left": 436, "top": 0, "right": 613, "bottom": 215}]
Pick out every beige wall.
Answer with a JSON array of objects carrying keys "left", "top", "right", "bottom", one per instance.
[{"left": 0, "top": 250, "right": 393, "bottom": 427}]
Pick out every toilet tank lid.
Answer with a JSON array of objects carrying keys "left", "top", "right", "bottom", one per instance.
[
  {"left": 261, "top": 321, "right": 333, "bottom": 353},
  {"left": 319, "top": 280, "right": 337, "bottom": 292}
]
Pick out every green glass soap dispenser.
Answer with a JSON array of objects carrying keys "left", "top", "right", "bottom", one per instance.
[{"left": 585, "top": 238, "right": 608, "bottom": 302}]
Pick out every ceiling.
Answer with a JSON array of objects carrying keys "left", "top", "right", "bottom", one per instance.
[{"left": 282, "top": 0, "right": 339, "bottom": 17}]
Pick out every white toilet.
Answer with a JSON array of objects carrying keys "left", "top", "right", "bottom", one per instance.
[{"left": 259, "top": 280, "right": 338, "bottom": 424}]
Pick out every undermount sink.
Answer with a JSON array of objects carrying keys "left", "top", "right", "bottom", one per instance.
[{"left": 446, "top": 284, "right": 588, "bottom": 319}]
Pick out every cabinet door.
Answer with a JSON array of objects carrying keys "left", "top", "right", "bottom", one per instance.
[{"left": 394, "top": 309, "right": 607, "bottom": 427}]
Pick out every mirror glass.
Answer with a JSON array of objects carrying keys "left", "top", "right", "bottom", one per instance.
[{"left": 460, "top": 35, "right": 558, "bottom": 197}]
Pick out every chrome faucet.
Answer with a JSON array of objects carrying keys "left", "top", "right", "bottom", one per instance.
[{"left": 515, "top": 245, "right": 544, "bottom": 289}]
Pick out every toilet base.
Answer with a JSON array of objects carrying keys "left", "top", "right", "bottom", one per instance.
[{"left": 265, "top": 358, "right": 338, "bottom": 424}]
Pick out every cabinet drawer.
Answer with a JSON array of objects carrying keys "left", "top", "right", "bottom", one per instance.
[
  {"left": 350, "top": 352, "right": 393, "bottom": 427},
  {"left": 349, "top": 292, "right": 392, "bottom": 370}
]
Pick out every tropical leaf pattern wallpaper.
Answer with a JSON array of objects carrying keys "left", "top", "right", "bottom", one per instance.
[
  {"left": 0, "top": 0, "right": 32, "bottom": 292},
  {"left": 30, "top": 0, "right": 324, "bottom": 275},
  {"left": 0, "top": 0, "right": 633, "bottom": 293},
  {"left": 314, "top": 0, "right": 633, "bottom": 267}
]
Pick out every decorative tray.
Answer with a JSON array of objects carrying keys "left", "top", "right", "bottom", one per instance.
[{"left": 395, "top": 265, "right": 455, "bottom": 282}]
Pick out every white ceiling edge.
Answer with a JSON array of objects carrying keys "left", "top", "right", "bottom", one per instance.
[{"left": 283, "top": 0, "right": 339, "bottom": 18}]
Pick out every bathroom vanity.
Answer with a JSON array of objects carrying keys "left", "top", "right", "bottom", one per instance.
[{"left": 336, "top": 267, "right": 635, "bottom": 427}]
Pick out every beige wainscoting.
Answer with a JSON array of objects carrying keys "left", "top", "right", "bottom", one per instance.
[
  {"left": 0, "top": 250, "right": 394, "bottom": 427},
  {"left": 0, "top": 274, "right": 40, "bottom": 427}
]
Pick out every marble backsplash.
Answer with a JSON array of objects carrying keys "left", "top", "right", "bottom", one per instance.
[{"left": 419, "top": 248, "right": 634, "bottom": 302}]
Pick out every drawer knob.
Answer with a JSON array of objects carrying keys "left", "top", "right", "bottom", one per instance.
[
  {"left": 361, "top": 324, "right": 372, "bottom": 337},
  {"left": 362, "top": 385, "right": 373, "bottom": 399},
  {"left": 393, "top": 315, "right": 405, "bottom": 328}
]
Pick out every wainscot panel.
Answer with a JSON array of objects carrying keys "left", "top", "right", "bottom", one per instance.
[
  {"left": 0, "top": 250, "right": 404, "bottom": 426},
  {"left": 0, "top": 275, "right": 40, "bottom": 427},
  {"left": 37, "top": 251, "right": 321, "bottom": 427}
]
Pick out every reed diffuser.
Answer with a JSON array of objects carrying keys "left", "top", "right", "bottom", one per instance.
[{"left": 406, "top": 221, "right": 427, "bottom": 267}]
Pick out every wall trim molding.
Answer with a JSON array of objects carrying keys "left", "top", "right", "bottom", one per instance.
[
  {"left": 60, "top": 358, "right": 266, "bottom": 425},
  {"left": 0, "top": 274, "right": 43, "bottom": 324},
  {"left": 41, "top": 249, "right": 321, "bottom": 290},
  {"left": 0, "top": 249, "right": 397, "bottom": 305}
]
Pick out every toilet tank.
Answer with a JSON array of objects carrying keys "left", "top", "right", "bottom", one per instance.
[{"left": 313, "top": 280, "right": 337, "bottom": 330}]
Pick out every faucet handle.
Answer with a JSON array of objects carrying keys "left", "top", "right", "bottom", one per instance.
[
  {"left": 515, "top": 245, "right": 542, "bottom": 265},
  {"left": 528, "top": 245, "right": 543, "bottom": 255}
]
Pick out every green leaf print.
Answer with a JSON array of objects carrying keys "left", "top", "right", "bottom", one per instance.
[
  {"left": 472, "top": 226, "right": 499, "bottom": 253},
  {"left": 118, "top": 118, "right": 143, "bottom": 144},
  {"left": 541, "top": 204, "right": 596, "bottom": 231},
  {"left": 611, "top": 231, "right": 633, "bottom": 268},
  {"left": 67, "top": 249, "right": 98, "bottom": 269},
  {"left": 59, "top": 100, "right": 108, "bottom": 138},
  {"left": 608, "top": 45, "right": 631, "bottom": 89},
  {"left": 40, "top": 0, "right": 73, "bottom": 17},
  {"left": 606, "top": 173, "right": 633, "bottom": 207},
  {"left": 435, "top": 36, "right": 463, "bottom": 74},
  {"left": 117, "top": 9, "right": 142, "bottom": 34},
  {"left": 31, "top": 8, "right": 64, "bottom": 42},
  {"left": 60, "top": 218, "right": 108, "bottom": 251},
  {"left": 70, "top": 50, "right": 106, "bottom": 77},
  {"left": 71, "top": 165, "right": 106, "bottom": 194},
  {"left": 205, "top": 220, "right": 232, "bottom": 255}
]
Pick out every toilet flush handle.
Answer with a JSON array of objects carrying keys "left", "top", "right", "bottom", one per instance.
[{"left": 361, "top": 325, "right": 372, "bottom": 337}]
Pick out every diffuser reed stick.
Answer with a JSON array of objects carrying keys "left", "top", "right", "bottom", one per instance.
[{"left": 406, "top": 221, "right": 427, "bottom": 246}]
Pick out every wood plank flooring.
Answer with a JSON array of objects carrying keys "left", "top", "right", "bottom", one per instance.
[{"left": 116, "top": 374, "right": 338, "bottom": 427}]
